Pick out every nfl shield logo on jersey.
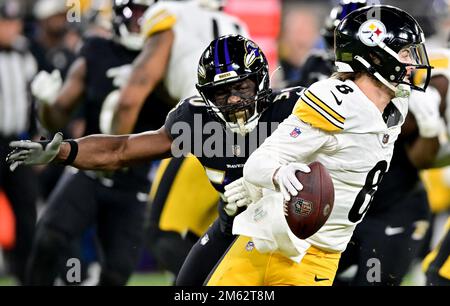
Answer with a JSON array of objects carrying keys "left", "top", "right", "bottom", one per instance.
[
  {"left": 245, "top": 241, "right": 255, "bottom": 252},
  {"left": 290, "top": 127, "right": 302, "bottom": 138}
]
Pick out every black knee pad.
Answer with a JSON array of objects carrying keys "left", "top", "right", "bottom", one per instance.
[
  {"left": 35, "top": 227, "right": 68, "bottom": 256},
  {"left": 26, "top": 227, "right": 69, "bottom": 285}
]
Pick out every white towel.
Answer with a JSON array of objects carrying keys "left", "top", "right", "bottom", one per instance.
[{"left": 232, "top": 191, "right": 311, "bottom": 263}]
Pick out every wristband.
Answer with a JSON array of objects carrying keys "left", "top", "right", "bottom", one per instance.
[{"left": 63, "top": 140, "right": 78, "bottom": 165}]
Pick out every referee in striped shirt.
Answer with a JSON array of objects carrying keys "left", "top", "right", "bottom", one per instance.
[{"left": 0, "top": 0, "right": 38, "bottom": 284}]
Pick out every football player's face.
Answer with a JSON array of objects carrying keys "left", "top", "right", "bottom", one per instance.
[
  {"left": 212, "top": 78, "right": 257, "bottom": 124},
  {"left": 213, "top": 78, "right": 257, "bottom": 107}
]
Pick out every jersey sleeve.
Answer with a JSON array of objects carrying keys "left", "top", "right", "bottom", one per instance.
[
  {"left": 141, "top": 3, "right": 177, "bottom": 38},
  {"left": 164, "top": 96, "right": 200, "bottom": 139},
  {"left": 292, "top": 79, "right": 347, "bottom": 132}
]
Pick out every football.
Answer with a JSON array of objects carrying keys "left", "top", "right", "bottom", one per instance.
[{"left": 284, "top": 161, "right": 335, "bottom": 240}]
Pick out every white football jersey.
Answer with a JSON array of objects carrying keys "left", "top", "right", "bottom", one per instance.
[
  {"left": 141, "top": 0, "right": 249, "bottom": 103},
  {"left": 242, "top": 78, "right": 408, "bottom": 252}
]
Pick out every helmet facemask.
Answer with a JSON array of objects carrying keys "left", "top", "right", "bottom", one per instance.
[
  {"left": 196, "top": 35, "right": 272, "bottom": 136},
  {"left": 351, "top": 42, "right": 432, "bottom": 98},
  {"left": 198, "top": 73, "right": 270, "bottom": 136}
]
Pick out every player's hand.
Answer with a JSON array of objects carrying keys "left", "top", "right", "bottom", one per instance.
[
  {"left": 409, "top": 87, "right": 442, "bottom": 138},
  {"left": 6, "top": 133, "right": 63, "bottom": 171},
  {"left": 274, "top": 162, "right": 311, "bottom": 201},
  {"left": 223, "top": 177, "right": 262, "bottom": 216},
  {"left": 31, "top": 70, "right": 62, "bottom": 105},
  {"left": 106, "top": 64, "right": 133, "bottom": 88}
]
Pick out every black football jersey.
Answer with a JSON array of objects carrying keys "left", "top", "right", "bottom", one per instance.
[
  {"left": 164, "top": 87, "right": 302, "bottom": 193},
  {"left": 164, "top": 87, "right": 302, "bottom": 232}
]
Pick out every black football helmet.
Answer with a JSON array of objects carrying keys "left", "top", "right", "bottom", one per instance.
[
  {"left": 322, "top": 0, "right": 368, "bottom": 50},
  {"left": 0, "top": 0, "right": 24, "bottom": 20},
  {"left": 196, "top": 35, "right": 271, "bottom": 135},
  {"left": 335, "top": 5, "right": 432, "bottom": 96},
  {"left": 112, "top": 0, "right": 156, "bottom": 50}
]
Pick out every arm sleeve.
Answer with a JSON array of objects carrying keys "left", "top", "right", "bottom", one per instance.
[
  {"left": 243, "top": 114, "right": 335, "bottom": 190},
  {"left": 163, "top": 99, "right": 194, "bottom": 139}
]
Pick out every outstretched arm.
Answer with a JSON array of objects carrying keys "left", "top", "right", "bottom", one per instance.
[{"left": 7, "top": 127, "right": 173, "bottom": 171}]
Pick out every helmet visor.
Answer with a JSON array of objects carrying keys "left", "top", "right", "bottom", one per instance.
[{"left": 398, "top": 43, "right": 432, "bottom": 91}]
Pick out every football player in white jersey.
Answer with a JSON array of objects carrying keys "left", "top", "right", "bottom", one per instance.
[{"left": 204, "top": 5, "right": 434, "bottom": 286}]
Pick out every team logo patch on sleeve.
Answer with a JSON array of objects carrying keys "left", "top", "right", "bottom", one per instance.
[{"left": 290, "top": 127, "right": 302, "bottom": 138}]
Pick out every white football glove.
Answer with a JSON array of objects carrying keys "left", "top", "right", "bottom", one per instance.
[
  {"left": 6, "top": 133, "right": 63, "bottom": 171},
  {"left": 106, "top": 65, "right": 133, "bottom": 88},
  {"left": 99, "top": 90, "right": 120, "bottom": 134},
  {"left": 31, "top": 70, "right": 62, "bottom": 105},
  {"left": 273, "top": 162, "right": 311, "bottom": 202},
  {"left": 223, "top": 177, "right": 262, "bottom": 216},
  {"left": 408, "top": 87, "right": 442, "bottom": 138}
]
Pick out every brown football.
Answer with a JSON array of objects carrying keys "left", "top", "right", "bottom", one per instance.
[{"left": 284, "top": 161, "right": 335, "bottom": 240}]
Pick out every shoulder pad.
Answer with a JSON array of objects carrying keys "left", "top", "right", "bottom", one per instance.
[
  {"left": 184, "top": 95, "right": 206, "bottom": 107},
  {"left": 270, "top": 86, "right": 305, "bottom": 103},
  {"left": 141, "top": 2, "right": 177, "bottom": 38},
  {"left": 292, "top": 79, "right": 349, "bottom": 132}
]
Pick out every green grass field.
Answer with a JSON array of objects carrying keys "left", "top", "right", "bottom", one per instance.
[
  {"left": 0, "top": 271, "right": 174, "bottom": 286},
  {"left": 0, "top": 268, "right": 425, "bottom": 286}
]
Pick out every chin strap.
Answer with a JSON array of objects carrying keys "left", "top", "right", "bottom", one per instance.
[{"left": 354, "top": 56, "right": 411, "bottom": 99}]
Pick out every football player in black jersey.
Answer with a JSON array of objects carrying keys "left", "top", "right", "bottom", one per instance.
[
  {"left": 22, "top": 0, "right": 171, "bottom": 286},
  {"left": 7, "top": 34, "right": 303, "bottom": 285},
  {"left": 423, "top": 217, "right": 450, "bottom": 285}
]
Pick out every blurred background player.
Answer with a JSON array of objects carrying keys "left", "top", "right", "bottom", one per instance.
[
  {"left": 423, "top": 216, "right": 450, "bottom": 285},
  {"left": 24, "top": 0, "right": 170, "bottom": 286},
  {"left": 276, "top": 3, "right": 321, "bottom": 86},
  {"left": 0, "top": 0, "right": 38, "bottom": 284},
  {"left": 289, "top": 0, "right": 368, "bottom": 88},
  {"left": 108, "top": 0, "right": 249, "bottom": 280},
  {"left": 28, "top": 0, "right": 79, "bottom": 77}
]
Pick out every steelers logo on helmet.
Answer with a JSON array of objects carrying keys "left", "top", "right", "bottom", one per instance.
[{"left": 358, "top": 19, "right": 387, "bottom": 47}]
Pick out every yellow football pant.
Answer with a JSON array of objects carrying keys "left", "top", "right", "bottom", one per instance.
[{"left": 206, "top": 236, "right": 341, "bottom": 286}]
